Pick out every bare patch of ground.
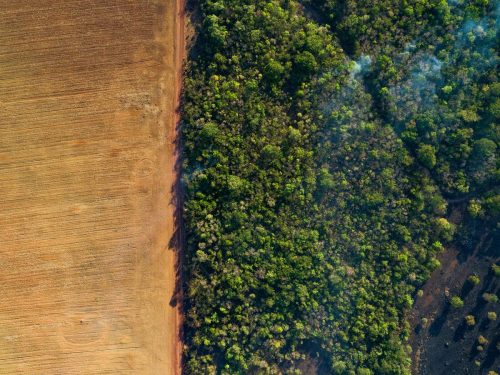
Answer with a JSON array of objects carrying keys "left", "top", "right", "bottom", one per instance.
[
  {"left": 0, "top": 1, "right": 183, "bottom": 373},
  {"left": 409, "top": 207, "right": 499, "bottom": 375}
]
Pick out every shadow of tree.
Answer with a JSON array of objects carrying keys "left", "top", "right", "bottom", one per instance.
[
  {"left": 430, "top": 304, "right": 450, "bottom": 337},
  {"left": 460, "top": 281, "right": 474, "bottom": 299},
  {"left": 481, "top": 325, "right": 499, "bottom": 371},
  {"left": 167, "top": 8, "right": 190, "bottom": 368},
  {"left": 453, "top": 320, "right": 468, "bottom": 342}
]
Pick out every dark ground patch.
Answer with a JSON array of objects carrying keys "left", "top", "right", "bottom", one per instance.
[{"left": 410, "top": 220, "right": 499, "bottom": 375}]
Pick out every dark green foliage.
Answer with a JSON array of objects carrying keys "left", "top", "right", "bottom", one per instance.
[
  {"left": 302, "top": 0, "right": 447, "bottom": 55},
  {"left": 181, "top": 0, "right": 499, "bottom": 373},
  {"left": 469, "top": 138, "right": 497, "bottom": 184},
  {"left": 417, "top": 144, "right": 437, "bottom": 169}
]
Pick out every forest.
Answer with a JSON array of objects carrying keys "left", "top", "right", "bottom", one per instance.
[{"left": 181, "top": 0, "right": 499, "bottom": 373}]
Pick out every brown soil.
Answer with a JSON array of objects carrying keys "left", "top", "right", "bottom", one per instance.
[{"left": 0, "top": 1, "right": 184, "bottom": 373}]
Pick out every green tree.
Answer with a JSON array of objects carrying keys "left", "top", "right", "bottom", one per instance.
[
  {"left": 264, "top": 59, "right": 285, "bottom": 84},
  {"left": 450, "top": 296, "right": 464, "bottom": 308},
  {"left": 465, "top": 315, "right": 476, "bottom": 326},
  {"left": 468, "top": 138, "right": 497, "bottom": 184},
  {"left": 435, "top": 218, "right": 456, "bottom": 242},
  {"left": 467, "top": 200, "right": 482, "bottom": 218},
  {"left": 417, "top": 144, "right": 437, "bottom": 169},
  {"left": 482, "top": 293, "right": 498, "bottom": 303},
  {"left": 467, "top": 274, "right": 480, "bottom": 286},
  {"left": 478, "top": 335, "right": 488, "bottom": 345},
  {"left": 293, "top": 51, "right": 318, "bottom": 78},
  {"left": 492, "top": 263, "right": 500, "bottom": 277}
]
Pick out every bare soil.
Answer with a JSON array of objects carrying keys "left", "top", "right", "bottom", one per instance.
[
  {"left": 410, "top": 207, "right": 499, "bottom": 375},
  {"left": 0, "top": 1, "right": 183, "bottom": 373}
]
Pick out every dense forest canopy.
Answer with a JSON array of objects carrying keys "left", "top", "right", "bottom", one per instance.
[{"left": 181, "top": 0, "right": 499, "bottom": 373}]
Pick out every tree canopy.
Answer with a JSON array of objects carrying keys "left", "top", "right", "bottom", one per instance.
[{"left": 181, "top": 0, "right": 499, "bottom": 373}]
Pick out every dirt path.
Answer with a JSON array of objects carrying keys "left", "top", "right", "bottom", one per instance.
[
  {"left": 0, "top": 1, "right": 183, "bottom": 373},
  {"left": 172, "top": 0, "right": 186, "bottom": 372}
]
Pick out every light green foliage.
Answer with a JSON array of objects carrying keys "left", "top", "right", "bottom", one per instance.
[
  {"left": 468, "top": 199, "right": 483, "bottom": 217},
  {"left": 467, "top": 274, "right": 480, "bottom": 285},
  {"left": 450, "top": 296, "right": 464, "bottom": 308},
  {"left": 435, "top": 218, "right": 456, "bottom": 242}
]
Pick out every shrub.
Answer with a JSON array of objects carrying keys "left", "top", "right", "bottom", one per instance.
[
  {"left": 478, "top": 335, "right": 488, "bottom": 345},
  {"left": 487, "top": 311, "right": 497, "bottom": 321},
  {"left": 467, "top": 199, "right": 482, "bottom": 217},
  {"left": 450, "top": 296, "right": 464, "bottom": 308},
  {"left": 465, "top": 315, "right": 476, "bottom": 326},
  {"left": 492, "top": 263, "right": 500, "bottom": 277},
  {"left": 482, "top": 293, "right": 499, "bottom": 303},
  {"left": 467, "top": 274, "right": 480, "bottom": 286}
]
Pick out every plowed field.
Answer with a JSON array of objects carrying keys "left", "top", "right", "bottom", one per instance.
[{"left": 0, "top": 1, "right": 183, "bottom": 373}]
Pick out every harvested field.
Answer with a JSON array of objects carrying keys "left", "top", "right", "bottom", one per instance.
[{"left": 0, "top": 1, "right": 183, "bottom": 373}]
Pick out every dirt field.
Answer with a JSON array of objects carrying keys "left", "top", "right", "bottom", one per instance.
[{"left": 0, "top": 1, "right": 183, "bottom": 373}]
